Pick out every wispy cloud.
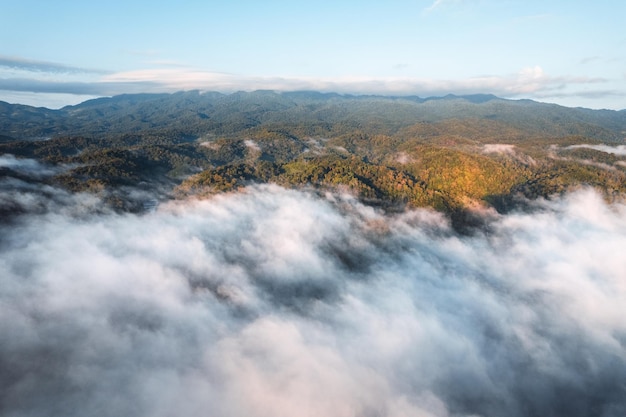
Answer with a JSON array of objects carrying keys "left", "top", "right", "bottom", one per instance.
[
  {"left": 98, "top": 65, "right": 607, "bottom": 98},
  {"left": 565, "top": 144, "right": 626, "bottom": 156},
  {"left": 0, "top": 58, "right": 621, "bottom": 109},
  {"left": 424, "top": 0, "right": 445, "bottom": 12},
  {"left": 0, "top": 77, "right": 161, "bottom": 96},
  {"left": 423, "top": 0, "right": 470, "bottom": 13},
  {"left": 580, "top": 56, "right": 603, "bottom": 65},
  {"left": 0, "top": 55, "right": 108, "bottom": 75}
]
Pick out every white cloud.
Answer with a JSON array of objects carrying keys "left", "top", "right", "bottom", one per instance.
[
  {"left": 566, "top": 144, "right": 626, "bottom": 156},
  {"left": 244, "top": 139, "right": 261, "bottom": 153},
  {"left": 0, "top": 154, "right": 76, "bottom": 177},
  {"left": 423, "top": 0, "right": 462, "bottom": 13},
  {"left": 0, "top": 58, "right": 622, "bottom": 109},
  {"left": 98, "top": 65, "right": 608, "bottom": 99},
  {"left": 1, "top": 184, "right": 626, "bottom": 416},
  {"left": 483, "top": 144, "right": 516, "bottom": 154}
]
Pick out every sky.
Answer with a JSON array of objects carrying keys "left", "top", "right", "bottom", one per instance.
[{"left": 1, "top": 0, "right": 625, "bottom": 109}]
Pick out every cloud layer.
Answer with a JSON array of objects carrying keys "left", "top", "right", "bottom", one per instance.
[
  {"left": 1, "top": 54, "right": 621, "bottom": 109},
  {"left": 73, "top": 65, "right": 614, "bottom": 99},
  {"left": 1, "top": 180, "right": 625, "bottom": 417}
]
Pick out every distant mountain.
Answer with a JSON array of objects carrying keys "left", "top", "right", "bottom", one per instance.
[{"left": 1, "top": 90, "right": 625, "bottom": 141}]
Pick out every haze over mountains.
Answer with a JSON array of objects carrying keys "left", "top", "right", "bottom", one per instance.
[{"left": 1, "top": 90, "right": 626, "bottom": 417}]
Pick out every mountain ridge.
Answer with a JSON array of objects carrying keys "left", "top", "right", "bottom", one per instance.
[
  {"left": 1, "top": 90, "right": 625, "bottom": 231},
  {"left": 1, "top": 90, "right": 624, "bottom": 141}
]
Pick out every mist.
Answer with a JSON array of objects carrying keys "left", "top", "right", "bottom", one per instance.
[
  {"left": 1, "top": 184, "right": 625, "bottom": 417},
  {"left": 566, "top": 144, "right": 626, "bottom": 156}
]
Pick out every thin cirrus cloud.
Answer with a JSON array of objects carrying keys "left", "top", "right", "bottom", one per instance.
[
  {"left": 423, "top": 0, "right": 449, "bottom": 13},
  {"left": 0, "top": 55, "right": 108, "bottom": 75},
  {"left": 0, "top": 77, "right": 161, "bottom": 96}
]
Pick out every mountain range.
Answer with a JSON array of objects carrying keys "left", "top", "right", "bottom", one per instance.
[
  {"left": 1, "top": 90, "right": 625, "bottom": 230},
  {"left": 2, "top": 91, "right": 625, "bottom": 140}
]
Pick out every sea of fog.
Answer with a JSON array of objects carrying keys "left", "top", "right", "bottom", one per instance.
[{"left": 1, "top": 157, "right": 625, "bottom": 417}]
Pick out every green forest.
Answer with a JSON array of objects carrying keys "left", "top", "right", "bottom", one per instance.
[{"left": 2, "top": 90, "right": 625, "bottom": 228}]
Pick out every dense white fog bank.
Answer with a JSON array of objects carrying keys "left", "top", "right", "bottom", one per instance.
[{"left": 1, "top": 185, "right": 625, "bottom": 417}]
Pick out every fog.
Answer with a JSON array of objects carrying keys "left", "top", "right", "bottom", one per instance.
[
  {"left": 0, "top": 154, "right": 63, "bottom": 177},
  {"left": 566, "top": 144, "right": 626, "bottom": 156},
  {"left": 1, "top": 182, "right": 625, "bottom": 417}
]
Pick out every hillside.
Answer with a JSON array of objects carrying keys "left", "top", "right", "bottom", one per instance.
[{"left": 1, "top": 90, "right": 625, "bottom": 229}]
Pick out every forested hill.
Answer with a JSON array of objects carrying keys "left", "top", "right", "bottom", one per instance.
[
  {"left": 2, "top": 90, "right": 625, "bottom": 140},
  {"left": 1, "top": 90, "right": 625, "bottom": 230}
]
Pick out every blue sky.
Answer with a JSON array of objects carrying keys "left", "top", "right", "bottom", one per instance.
[{"left": 1, "top": 0, "right": 625, "bottom": 109}]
